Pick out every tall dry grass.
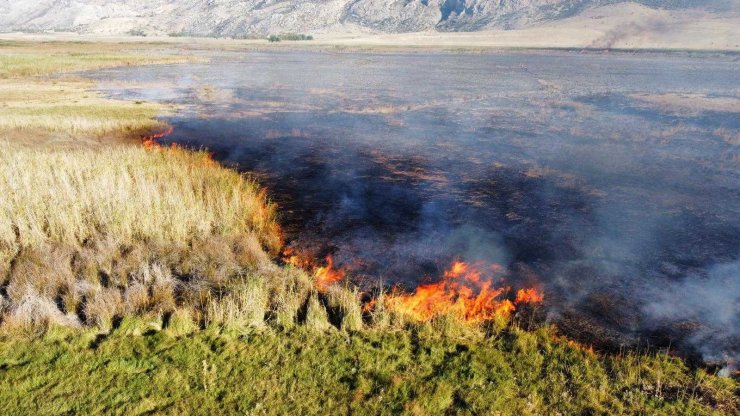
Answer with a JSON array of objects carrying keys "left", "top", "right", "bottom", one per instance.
[
  {"left": 0, "top": 143, "right": 284, "bottom": 332},
  {"left": 0, "top": 144, "right": 279, "bottom": 253},
  {"left": 0, "top": 40, "right": 369, "bottom": 335}
]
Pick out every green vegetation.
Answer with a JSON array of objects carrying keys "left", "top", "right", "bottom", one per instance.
[
  {"left": 127, "top": 29, "right": 148, "bottom": 37},
  {"left": 0, "top": 325, "right": 736, "bottom": 415},
  {"left": 168, "top": 32, "right": 263, "bottom": 40},
  {"left": 268, "top": 33, "right": 314, "bottom": 42}
]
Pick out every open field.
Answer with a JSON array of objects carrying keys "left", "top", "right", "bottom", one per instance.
[
  {"left": 0, "top": 40, "right": 737, "bottom": 414},
  {"left": 1, "top": 325, "right": 737, "bottom": 415},
  {"left": 0, "top": 40, "right": 195, "bottom": 145}
]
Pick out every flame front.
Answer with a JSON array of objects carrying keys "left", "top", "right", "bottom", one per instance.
[
  {"left": 281, "top": 251, "right": 542, "bottom": 321},
  {"left": 142, "top": 126, "right": 174, "bottom": 149},
  {"left": 384, "top": 260, "right": 542, "bottom": 322},
  {"left": 515, "top": 288, "right": 544, "bottom": 304},
  {"left": 313, "top": 255, "right": 345, "bottom": 289}
]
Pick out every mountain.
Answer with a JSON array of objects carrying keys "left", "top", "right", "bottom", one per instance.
[{"left": 0, "top": 0, "right": 735, "bottom": 37}]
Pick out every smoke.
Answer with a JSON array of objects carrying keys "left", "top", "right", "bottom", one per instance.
[
  {"left": 589, "top": 17, "right": 668, "bottom": 49},
  {"left": 92, "top": 49, "right": 740, "bottom": 366},
  {"left": 643, "top": 260, "right": 739, "bottom": 364}
]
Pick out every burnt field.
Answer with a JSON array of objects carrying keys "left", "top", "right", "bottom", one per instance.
[{"left": 92, "top": 49, "right": 739, "bottom": 367}]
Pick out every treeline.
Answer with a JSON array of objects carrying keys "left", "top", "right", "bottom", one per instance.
[
  {"left": 165, "top": 32, "right": 314, "bottom": 42},
  {"left": 167, "top": 32, "right": 263, "bottom": 40},
  {"left": 267, "top": 33, "right": 314, "bottom": 42}
]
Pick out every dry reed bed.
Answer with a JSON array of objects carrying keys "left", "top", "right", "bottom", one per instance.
[
  {"left": 0, "top": 40, "right": 197, "bottom": 140},
  {"left": 0, "top": 79, "right": 169, "bottom": 136},
  {"left": 0, "top": 144, "right": 320, "bottom": 334},
  {"left": 0, "top": 41, "right": 369, "bottom": 336}
]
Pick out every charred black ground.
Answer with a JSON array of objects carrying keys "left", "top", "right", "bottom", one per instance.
[{"left": 92, "top": 49, "right": 739, "bottom": 366}]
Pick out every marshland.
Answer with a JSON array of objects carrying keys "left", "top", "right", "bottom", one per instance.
[{"left": 0, "top": 40, "right": 738, "bottom": 415}]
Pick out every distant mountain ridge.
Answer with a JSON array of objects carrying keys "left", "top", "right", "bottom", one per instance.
[{"left": 0, "top": 0, "right": 734, "bottom": 36}]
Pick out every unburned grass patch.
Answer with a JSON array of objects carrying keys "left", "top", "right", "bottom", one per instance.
[
  {"left": 0, "top": 325, "right": 736, "bottom": 415},
  {"left": 0, "top": 143, "right": 282, "bottom": 333},
  {"left": 0, "top": 40, "right": 197, "bottom": 143}
]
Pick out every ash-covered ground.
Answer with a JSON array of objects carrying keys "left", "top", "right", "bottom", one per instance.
[{"left": 93, "top": 50, "right": 739, "bottom": 366}]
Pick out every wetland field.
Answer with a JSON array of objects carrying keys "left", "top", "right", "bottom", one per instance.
[
  {"left": 1, "top": 41, "right": 738, "bottom": 414},
  {"left": 93, "top": 49, "right": 739, "bottom": 363}
]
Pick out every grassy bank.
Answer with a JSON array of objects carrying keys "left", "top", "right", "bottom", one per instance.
[
  {"left": 0, "top": 41, "right": 192, "bottom": 78},
  {"left": 0, "top": 144, "right": 288, "bottom": 333},
  {"left": 0, "top": 325, "right": 736, "bottom": 415}
]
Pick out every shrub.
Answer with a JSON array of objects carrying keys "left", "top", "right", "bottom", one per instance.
[
  {"left": 266, "top": 34, "right": 313, "bottom": 42},
  {"left": 3, "top": 291, "right": 81, "bottom": 336},
  {"left": 166, "top": 308, "right": 197, "bottom": 337},
  {"left": 127, "top": 29, "right": 147, "bottom": 37}
]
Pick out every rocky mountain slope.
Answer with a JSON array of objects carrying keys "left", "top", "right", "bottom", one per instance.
[{"left": 0, "top": 0, "right": 735, "bottom": 36}]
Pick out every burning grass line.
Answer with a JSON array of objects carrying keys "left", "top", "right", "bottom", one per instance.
[{"left": 372, "top": 260, "right": 543, "bottom": 324}]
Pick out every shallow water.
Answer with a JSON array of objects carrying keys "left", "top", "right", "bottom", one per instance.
[{"left": 91, "top": 49, "right": 739, "bottom": 361}]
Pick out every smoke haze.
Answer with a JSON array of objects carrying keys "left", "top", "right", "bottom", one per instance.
[{"left": 91, "top": 49, "right": 739, "bottom": 364}]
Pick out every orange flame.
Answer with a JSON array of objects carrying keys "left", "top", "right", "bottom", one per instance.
[
  {"left": 516, "top": 288, "right": 544, "bottom": 304},
  {"left": 382, "top": 260, "right": 542, "bottom": 322},
  {"left": 281, "top": 249, "right": 347, "bottom": 289},
  {"left": 313, "top": 255, "right": 346, "bottom": 289},
  {"left": 142, "top": 126, "right": 174, "bottom": 149},
  {"left": 282, "top": 247, "right": 313, "bottom": 268}
]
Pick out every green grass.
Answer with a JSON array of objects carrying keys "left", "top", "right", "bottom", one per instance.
[{"left": 0, "top": 325, "right": 736, "bottom": 415}]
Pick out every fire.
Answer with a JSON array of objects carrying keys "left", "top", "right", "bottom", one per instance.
[
  {"left": 142, "top": 126, "right": 174, "bottom": 149},
  {"left": 280, "top": 251, "right": 543, "bottom": 321},
  {"left": 382, "top": 260, "right": 543, "bottom": 322},
  {"left": 313, "top": 255, "right": 346, "bottom": 289},
  {"left": 281, "top": 248, "right": 348, "bottom": 289},
  {"left": 282, "top": 247, "right": 313, "bottom": 268},
  {"left": 516, "top": 288, "right": 544, "bottom": 304}
]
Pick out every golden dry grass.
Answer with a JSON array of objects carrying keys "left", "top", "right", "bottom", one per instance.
[
  {"left": 0, "top": 40, "right": 194, "bottom": 78},
  {"left": 0, "top": 40, "right": 197, "bottom": 143},
  {"left": 0, "top": 40, "right": 322, "bottom": 334},
  {"left": 0, "top": 144, "right": 279, "bottom": 255},
  {"left": 0, "top": 79, "right": 169, "bottom": 136},
  {"left": 0, "top": 143, "right": 287, "bottom": 332}
]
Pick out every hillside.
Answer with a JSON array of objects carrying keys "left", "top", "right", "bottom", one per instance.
[{"left": 0, "top": 0, "right": 737, "bottom": 38}]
